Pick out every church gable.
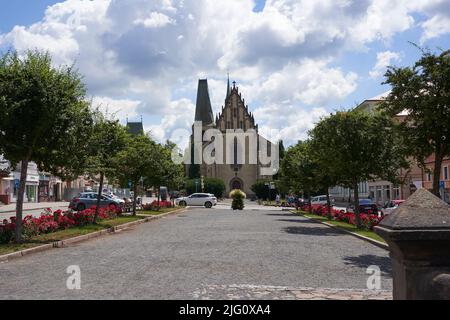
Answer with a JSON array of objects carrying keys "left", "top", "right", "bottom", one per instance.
[{"left": 216, "top": 82, "right": 256, "bottom": 132}]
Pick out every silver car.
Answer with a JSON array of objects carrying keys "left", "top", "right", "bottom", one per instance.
[
  {"left": 69, "top": 192, "right": 123, "bottom": 211},
  {"left": 175, "top": 193, "right": 217, "bottom": 208}
]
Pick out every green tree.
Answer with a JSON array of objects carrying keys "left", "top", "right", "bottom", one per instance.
[
  {"left": 251, "top": 180, "right": 279, "bottom": 201},
  {"left": 281, "top": 141, "right": 320, "bottom": 211},
  {"left": 308, "top": 136, "right": 340, "bottom": 219},
  {"left": 115, "top": 134, "right": 160, "bottom": 215},
  {"left": 161, "top": 140, "right": 185, "bottom": 193},
  {"left": 309, "top": 111, "right": 409, "bottom": 228},
  {"left": 185, "top": 178, "right": 226, "bottom": 198},
  {"left": 381, "top": 49, "right": 450, "bottom": 196},
  {"left": 146, "top": 141, "right": 185, "bottom": 206},
  {"left": 203, "top": 178, "right": 226, "bottom": 198},
  {"left": 0, "top": 50, "right": 93, "bottom": 243},
  {"left": 86, "top": 113, "right": 128, "bottom": 222}
]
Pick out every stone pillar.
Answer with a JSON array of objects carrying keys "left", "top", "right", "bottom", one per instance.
[{"left": 375, "top": 189, "right": 450, "bottom": 300}]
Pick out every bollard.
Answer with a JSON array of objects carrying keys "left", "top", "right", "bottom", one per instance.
[{"left": 375, "top": 188, "right": 450, "bottom": 300}]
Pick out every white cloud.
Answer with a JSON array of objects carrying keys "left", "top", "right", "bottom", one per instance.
[
  {"left": 420, "top": 14, "right": 450, "bottom": 42},
  {"left": 91, "top": 96, "right": 142, "bottom": 121},
  {"left": 134, "top": 12, "right": 176, "bottom": 28},
  {"left": 369, "top": 51, "right": 401, "bottom": 79},
  {"left": 0, "top": 0, "right": 448, "bottom": 147},
  {"left": 147, "top": 98, "right": 195, "bottom": 149},
  {"left": 258, "top": 59, "right": 358, "bottom": 106},
  {"left": 254, "top": 105, "right": 329, "bottom": 145}
]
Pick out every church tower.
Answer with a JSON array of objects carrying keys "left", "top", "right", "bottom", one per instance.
[{"left": 188, "top": 79, "right": 215, "bottom": 179}]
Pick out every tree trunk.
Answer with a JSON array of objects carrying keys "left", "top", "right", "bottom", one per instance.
[
  {"left": 326, "top": 187, "right": 332, "bottom": 220},
  {"left": 432, "top": 154, "right": 444, "bottom": 197},
  {"left": 132, "top": 183, "right": 138, "bottom": 216},
  {"left": 94, "top": 172, "right": 104, "bottom": 224},
  {"left": 15, "top": 159, "right": 29, "bottom": 243},
  {"left": 353, "top": 183, "right": 362, "bottom": 229},
  {"left": 158, "top": 190, "right": 161, "bottom": 210},
  {"left": 307, "top": 191, "right": 312, "bottom": 213}
]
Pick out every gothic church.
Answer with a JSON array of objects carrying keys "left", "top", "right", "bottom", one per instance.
[{"left": 187, "top": 78, "right": 276, "bottom": 197}]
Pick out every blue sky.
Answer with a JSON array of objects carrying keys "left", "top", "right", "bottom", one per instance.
[
  {"left": 0, "top": 0, "right": 449, "bottom": 147},
  {"left": 0, "top": 0, "right": 60, "bottom": 33}
]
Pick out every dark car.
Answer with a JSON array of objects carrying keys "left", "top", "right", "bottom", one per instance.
[
  {"left": 346, "top": 199, "right": 378, "bottom": 215},
  {"left": 69, "top": 192, "right": 123, "bottom": 211}
]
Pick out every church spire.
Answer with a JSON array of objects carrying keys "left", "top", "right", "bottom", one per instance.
[
  {"left": 195, "top": 79, "right": 214, "bottom": 125},
  {"left": 226, "top": 73, "right": 231, "bottom": 100}
]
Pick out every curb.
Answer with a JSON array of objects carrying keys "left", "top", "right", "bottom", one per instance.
[
  {"left": 0, "top": 207, "right": 187, "bottom": 263},
  {"left": 291, "top": 211, "right": 389, "bottom": 251}
]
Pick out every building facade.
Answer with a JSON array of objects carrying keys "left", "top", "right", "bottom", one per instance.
[{"left": 187, "top": 79, "right": 276, "bottom": 196}]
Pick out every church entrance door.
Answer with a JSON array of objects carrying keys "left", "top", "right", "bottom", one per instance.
[{"left": 231, "top": 179, "right": 243, "bottom": 191}]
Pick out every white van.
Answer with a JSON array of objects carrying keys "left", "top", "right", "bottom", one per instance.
[{"left": 311, "top": 195, "right": 335, "bottom": 206}]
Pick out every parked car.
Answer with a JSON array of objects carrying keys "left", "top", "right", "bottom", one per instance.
[
  {"left": 311, "top": 195, "right": 335, "bottom": 206},
  {"left": 381, "top": 200, "right": 406, "bottom": 216},
  {"left": 175, "top": 193, "right": 217, "bottom": 208},
  {"left": 69, "top": 192, "right": 123, "bottom": 211},
  {"left": 104, "top": 193, "right": 125, "bottom": 204},
  {"left": 346, "top": 199, "right": 379, "bottom": 215}
]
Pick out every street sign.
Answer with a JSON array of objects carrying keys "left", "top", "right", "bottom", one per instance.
[
  {"left": 14, "top": 179, "right": 20, "bottom": 188},
  {"left": 195, "top": 179, "right": 200, "bottom": 192},
  {"left": 440, "top": 181, "right": 446, "bottom": 189}
]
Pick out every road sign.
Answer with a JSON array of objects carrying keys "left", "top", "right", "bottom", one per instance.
[{"left": 440, "top": 181, "right": 446, "bottom": 189}]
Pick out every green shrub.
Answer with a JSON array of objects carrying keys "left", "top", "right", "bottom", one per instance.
[{"left": 230, "top": 189, "right": 246, "bottom": 210}]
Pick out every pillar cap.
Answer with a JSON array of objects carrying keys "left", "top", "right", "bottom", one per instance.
[{"left": 378, "top": 188, "right": 450, "bottom": 231}]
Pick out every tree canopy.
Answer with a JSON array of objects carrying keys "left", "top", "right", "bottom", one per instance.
[
  {"left": 309, "top": 111, "right": 409, "bottom": 227},
  {"left": 0, "top": 50, "right": 94, "bottom": 242},
  {"left": 381, "top": 49, "right": 450, "bottom": 196}
]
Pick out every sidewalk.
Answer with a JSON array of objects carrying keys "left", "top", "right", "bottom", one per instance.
[{"left": 0, "top": 202, "right": 69, "bottom": 214}]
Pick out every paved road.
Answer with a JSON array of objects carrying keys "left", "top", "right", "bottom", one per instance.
[{"left": 0, "top": 208, "right": 392, "bottom": 300}]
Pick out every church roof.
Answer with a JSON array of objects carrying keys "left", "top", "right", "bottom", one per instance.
[
  {"left": 195, "top": 79, "right": 214, "bottom": 125},
  {"left": 127, "top": 121, "right": 144, "bottom": 135}
]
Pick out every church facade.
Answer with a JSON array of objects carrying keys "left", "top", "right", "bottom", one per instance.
[{"left": 186, "top": 78, "right": 277, "bottom": 197}]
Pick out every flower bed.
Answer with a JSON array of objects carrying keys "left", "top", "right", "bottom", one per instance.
[
  {"left": 0, "top": 206, "right": 121, "bottom": 244},
  {"left": 302, "top": 204, "right": 384, "bottom": 230},
  {"left": 142, "top": 200, "right": 174, "bottom": 211}
]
